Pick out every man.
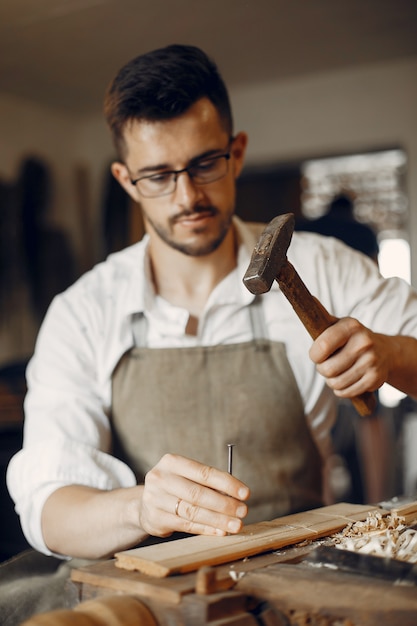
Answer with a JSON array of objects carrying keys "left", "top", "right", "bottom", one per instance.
[
  {"left": 7, "top": 44, "right": 417, "bottom": 563},
  {"left": 297, "top": 192, "right": 379, "bottom": 262}
]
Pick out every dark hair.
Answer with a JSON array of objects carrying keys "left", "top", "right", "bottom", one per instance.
[
  {"left": 104, "top": 44, "right": 233, "bottom": 159},
  {"left": 328, "top": 193, "right": 354, "bottom": 215}
]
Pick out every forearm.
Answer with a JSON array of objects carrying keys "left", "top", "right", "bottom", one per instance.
[
  {"left": 41, "top": 484, "right": 148, "bottom": 559},
  {"left": 41, "top": 455, "right": 250, "bottom": 560}
]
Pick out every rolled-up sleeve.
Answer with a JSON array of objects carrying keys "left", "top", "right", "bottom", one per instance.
[
  {"left": 6, "top": 261, "right": 139, "bottom": 556},
  {"left": 7, "top": 441, "right": 136, "bottom": 555}
]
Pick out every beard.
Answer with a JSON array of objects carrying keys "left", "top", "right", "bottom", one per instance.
[{"left": 142, "top": 205, "right": 234, "bottom": 257}]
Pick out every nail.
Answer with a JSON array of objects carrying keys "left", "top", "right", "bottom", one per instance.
[
  {"left": 228, "top": 519, "right": 241, "bottom": 533},
  {"left": 238, "top": 487, "right": 249, "bottom": 500},
  {"left": 227, "top": 443, "right": 235, "bottom": 475}
]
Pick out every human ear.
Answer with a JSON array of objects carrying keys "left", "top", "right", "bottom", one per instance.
[
  {"left": 230, "top": 132, "right": 248, "bottom": 179},
  {"left": 110, "top": 161, "right": 141, "bottom": 203}
]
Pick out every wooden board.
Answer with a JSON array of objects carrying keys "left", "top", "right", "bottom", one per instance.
[
  {"left": 70, "top": 546, "right": 314, "bottom": 606},
  {"left": 392, "top": 500, "right": 417, "bottom": 524},
  {"left": 71, "top": 559, "right": 196, "bottom": 604},
  {"left": 115, "top": 502, "right": 383, "bottom": 577},
  {"left": 236, "top": 561, "right": 417, "bottom": 626}
]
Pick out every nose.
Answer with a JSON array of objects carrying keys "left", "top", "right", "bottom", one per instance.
[{"left": 173, "top": 170, "right": 204, "bottom": 209}]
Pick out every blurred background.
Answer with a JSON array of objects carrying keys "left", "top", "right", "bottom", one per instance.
[{"left": 1, "top": 0, "right": 417, "bottom": 559}]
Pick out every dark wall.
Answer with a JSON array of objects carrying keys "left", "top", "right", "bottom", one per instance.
[{"left": 235, "top": 163, "right": 302, "bottom": 224}]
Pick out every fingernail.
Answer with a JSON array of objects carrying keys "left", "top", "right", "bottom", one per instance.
[
  {"left": 238, "top": 487, "right": 249, "bottom": 499},
  {"left": 228, "top": 519, "right": 241, "bottom": 533},
  {"left": 236, "top": 505, "right": 246, "bottom": 518}
]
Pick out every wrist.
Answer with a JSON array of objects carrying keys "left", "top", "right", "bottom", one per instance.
[{"left": 124, "top": 485, "right": 147, "bottom": 532}]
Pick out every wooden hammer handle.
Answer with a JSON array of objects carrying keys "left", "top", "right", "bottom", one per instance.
[{"left": 277, "top": 261, "right": 377, "bottom": 417}]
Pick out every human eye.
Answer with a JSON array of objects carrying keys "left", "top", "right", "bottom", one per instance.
[
  {"left": 193, "top": 157, "right": 218, "bottom": 174},
  {"left": 139, "top": 171, "right": 173, "bottom": 194},
  {"left": 147, "top": 171, "right": 172, "bottom": 184}
]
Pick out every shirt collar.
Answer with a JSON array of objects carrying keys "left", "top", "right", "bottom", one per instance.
[
  {"left": 124, "top": 216, "right": 260, "bottom": 316},
  {"left": 233, "top": 216, "right": 261, "bottom": 306}
]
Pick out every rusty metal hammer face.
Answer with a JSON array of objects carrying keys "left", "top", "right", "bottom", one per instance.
[
  {"left": 243, "top": 213, "right": 295, "bottom": 295},
  {"left": 243, "top": 212, "right": 334, "bottom": 339}
]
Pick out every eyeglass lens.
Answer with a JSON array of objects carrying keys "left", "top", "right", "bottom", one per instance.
[{"left": 134, "top": 153, "right": 230, "bottom": 198}]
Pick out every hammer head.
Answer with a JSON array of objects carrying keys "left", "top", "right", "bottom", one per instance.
[{"left": 243, "top": 213, "right": 295, "bottom": 294}]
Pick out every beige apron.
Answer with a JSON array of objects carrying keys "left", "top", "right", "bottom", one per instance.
[{"left": 112, "top": 297, "right": 323, "bottom": 522}]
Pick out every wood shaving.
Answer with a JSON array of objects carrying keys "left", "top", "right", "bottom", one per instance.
[{"left": 333, "top": 511, "right": 417, "bottom": 563}]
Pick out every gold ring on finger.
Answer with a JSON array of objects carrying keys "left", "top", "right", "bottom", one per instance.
[{"left": 175, "top": 498, "right": 181, "bottom": 516}]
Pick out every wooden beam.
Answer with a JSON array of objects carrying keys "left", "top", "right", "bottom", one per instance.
[{"left": 115, "top": 502, "right": 384, "bottom": 577}]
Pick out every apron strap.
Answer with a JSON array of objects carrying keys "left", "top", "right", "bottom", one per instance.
[
  {"left": 248, "top": 295, "right": 268, "bottom": 341},
  {"left": 131, "top": 312, "right": 147, "bottom": 347}
]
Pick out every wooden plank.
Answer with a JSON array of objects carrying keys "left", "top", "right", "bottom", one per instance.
[
  {"left": 71, "top": 543, "right": 321, "bottom": 606},
  {"left": 115, "top": 502, "right": 382, "bottom": 577},
  {"left": 236, "top": 562, "right": 417, "bottom": 626},
  {"left": 71, "top": 559, "right": 196, "bottom": 604},
  {"left": 392, "top": 501, "right": 417, "bottom": 524}
]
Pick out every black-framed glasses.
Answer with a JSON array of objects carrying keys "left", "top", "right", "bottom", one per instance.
[{"left": 129, "top": 142, "right": 233, "bottom": 198}]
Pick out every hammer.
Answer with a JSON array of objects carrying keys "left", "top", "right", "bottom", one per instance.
[{"left": 243, "top": 212, "right": 376, "bottom": 417}]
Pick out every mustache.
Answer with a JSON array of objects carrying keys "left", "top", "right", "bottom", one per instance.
[{"left": 171, "top": 205, "right": 218, "bottom": 223}]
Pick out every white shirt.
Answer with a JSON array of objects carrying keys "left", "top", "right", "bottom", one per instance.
[{"left": 7, "top": 217, "right": 417, "bottom": 555}]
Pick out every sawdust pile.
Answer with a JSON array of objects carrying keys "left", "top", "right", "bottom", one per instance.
[{"left": 335, "top": 511, "right": 417, "bottom": 563}]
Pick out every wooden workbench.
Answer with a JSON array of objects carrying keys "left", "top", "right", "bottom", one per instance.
[{"left": 24, "top": 501, "right": 417, "bottom": 625}]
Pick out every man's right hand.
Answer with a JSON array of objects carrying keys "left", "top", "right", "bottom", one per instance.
[
  {"left": 41, "top": 454, "right": 250, "bottom": 560},
  {"left": 139, "top": 453, "right": 250, "bottom": 537}
]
